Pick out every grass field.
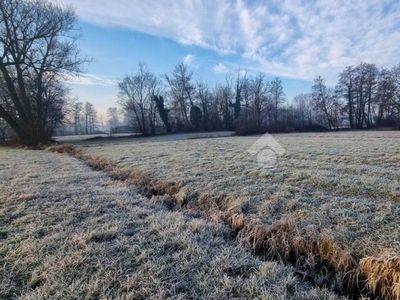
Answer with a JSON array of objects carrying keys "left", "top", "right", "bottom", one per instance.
[
  {"left": 83, "top": 131, "right": 400, "bottom": 253},
  {"left": 70, "top": 130, "right": 400, "bottom": 299},
  {"left": 0, "top": 147, "right": 336, "bottom": 299},
  {"left": 1, "top": 130, "right": 399, "bottom": 299}
]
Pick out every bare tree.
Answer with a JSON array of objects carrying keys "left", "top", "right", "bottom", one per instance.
[
  {"left": 83, "top": 102, "right": 97, "bottom": 134},
  {"left": 251, "top": 74, "right": 270, "bottom": 132},
  {"left": 0, "top": 0, "right": 87, "bottom": 144},
  {"left": 118, "top": 63, "right": 158, "bottom": 136},
  {"left": 352, "top": 63, "right": 378, "bottom": 128},
  {"left": 270, "top": 77, "right": 285, "bottom": 130},
  {"left": 293, "top": 93, "right": 314, "bottom": 127},
  {"left": 215, "top": 79, "right": 233, "bottom": 130},
  {"left": 338, "top": 63, "right": 378, "bottom": 128},
  {"left": 312, "top": 76, "right": 343, "bottom": 129},
  {"left": 196, "top": 80, "right": 211, "bottom": 130},
  {"left": 107, "top": 107, "right": 120, "bottom": 137},
  {"left": 373, "top": 69, "right": 396, "bottom": 126},
  {"left": 392, "top": 63, "right": 400, "bottom": 112},
  {"left": 153, "top": 95, "right": 171, "bottom": 133},
  {"left": 337, "top": 66, "right": 356, "bottom": 128},
  {"left": 232, "top": 69, "right": 247, "bottom": 120},
  {"left": 163, "top": 62, "right": 195, "bottom": 130},
  {"left": 72, "top": 102, "right": 83, "bottom": 135}
]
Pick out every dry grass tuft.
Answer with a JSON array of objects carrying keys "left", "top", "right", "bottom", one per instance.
[
  {"left": 127, "top": 169, "right": 152, "bottom": 187},
  {"left": 151, "top": 195, "right": 176, "bottom": 209},
  {"left": 155, "top": 179, "right": 182, "bottom": 196},
  {"left": 230, "top": 213, "right": 245, "bottom": 231},
  {"left": 360, "top": 256, "right": 400, "bottom": 300},
  {"left": 239, "top": 218, "right": 299, "bottom": 260},
  {"left": 238, "top": 218, "right": 359, "bottom": 294},
  {"left": 16, "top": 193, "right": 37, "bottom": 201},
  {"left": 46, "top": 143, "right": 81, "bottom": 155},
  {"left": 185, "top": 193, "right": 239, "bottom": 224}
]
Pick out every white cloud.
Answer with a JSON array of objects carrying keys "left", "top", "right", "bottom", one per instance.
[
  {"left": 183, "top": 54, "right": 195, "bottom": 65},
  {"left": 213, "top": 63, "right": 229, "bottom": 74},
  {"left": 57, "top": 0, "right": 400, "bottom": 84},
  {"left": 63, "top": 73, "right": 119, "bottom": 86}
]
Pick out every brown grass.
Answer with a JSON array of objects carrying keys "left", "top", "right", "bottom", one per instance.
[
  {"left": 237, "top": 218, "right": 359, "bottom": 295},
  {"left": 360, "top": 256, "right": 400, "bottom": 300},
  {"left": 46, "top": 142, "right": 400, "bottom": 299},
  {"left": 16, "top": 193, "right": 38, "bottom": 201}
]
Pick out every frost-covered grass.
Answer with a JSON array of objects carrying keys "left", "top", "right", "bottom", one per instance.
[
  {"left": 82, "top": 130, "right": 400, "bottom": 259},
  {"left": 53, "top": 133, "right": 138, "bottom": 142},
  {"left": 0, "top": 147, "right": 337, "bottom": 299},
  {"left": 54, "top": 131, "right": 234, "bottom": 144}
]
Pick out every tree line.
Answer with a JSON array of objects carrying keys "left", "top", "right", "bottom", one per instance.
[
  {"left": 116, "top": 62, "right": 291, "bottom": 136},
  {"left": 116, "top": 61, "right": 400, "bottom": 136}
]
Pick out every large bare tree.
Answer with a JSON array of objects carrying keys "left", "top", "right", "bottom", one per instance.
[
  {"left": 0, "top": 0, "right": 86, "bottom": 144},
  {"left": 118, "top": 63, "right": 159, "bottom": 136}
]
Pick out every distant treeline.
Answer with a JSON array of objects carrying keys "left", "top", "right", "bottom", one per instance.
[
  {"left": 113, "top": 61, "right": 400, "bottom": 137},
  {"left": 3, "top": 61, "right": 400, "bottom": 141}
]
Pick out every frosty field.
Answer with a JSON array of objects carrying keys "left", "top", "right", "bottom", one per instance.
[
  {"left": 76, "top": 130, "right": 400, "bottom": 298},
  {"left": 0, "top": 147, "right": 336, "bottom": 299},
  {"left": 1, "top": 130, "right": 399, "bottom": 299},
  {"left": 84, "top": 131, "right": 400, "bottom": 257}
]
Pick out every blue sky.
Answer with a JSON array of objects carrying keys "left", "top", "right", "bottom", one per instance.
[{"left": 58, "top": 0, "right": 400, "bottom": 116}]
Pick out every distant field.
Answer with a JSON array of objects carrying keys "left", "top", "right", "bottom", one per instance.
[
  {"left": 0, "top": 147, "right": 335, "bottom": 299},
  {"left": 53, "top": 131, "right": 234, "bottom": 143},
  {"left": 53, "top": 133, "right": 138, "bottom": 142}
]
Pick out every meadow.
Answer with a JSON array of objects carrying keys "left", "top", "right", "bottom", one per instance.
[
  {"left": 68, "top": 130, "right": 400, "bottom": 298},
  {"left": 1, "top": 130, "right": 399, "bottom": 299},
  {"left": 83, "top": 131, "right": 400, "bottom": 256},
  {"left": 0, "top": 146, "right": 336, "bottom": 299}
]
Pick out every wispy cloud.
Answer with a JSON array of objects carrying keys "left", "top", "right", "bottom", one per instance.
[
  {"left": 183, "top": 54, "right": 195, "bottom": 65},
  {"left": 58, "top": 0, "right": 400, "bottom": 84},
  {"left": 63, "top": 73, "right": 119, "bottom": 86},
  {"left": 213, "top": 63, "right": 229, "bottom": 74}
]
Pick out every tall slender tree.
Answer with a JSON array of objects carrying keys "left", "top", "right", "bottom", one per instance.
[
  {"left": 270, "top": 77, "right": 285, "bottom": 130},
  {"left": 162, "top": 62, "right": 195, "bottom": 130}
]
